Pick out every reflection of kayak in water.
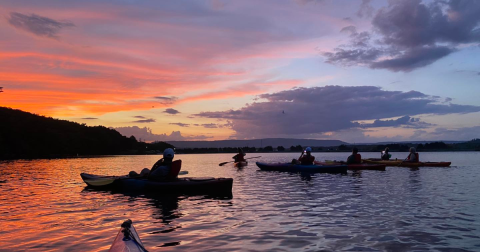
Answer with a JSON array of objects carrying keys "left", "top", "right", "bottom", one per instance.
[
  {"left": 109, "top": 219, "right": 147, "bottom": 252},
  {"left": 315, "top": 161, "right": 386, "bottom": 171},
  {"left": 362, "top": 159, "right": 451, "bottom": 167},
  {"left": 256, "top": 162, "right": 347, "bottom": 173},
  {"left": 234, "top": 161, "right": 248, "bottom": 167}
]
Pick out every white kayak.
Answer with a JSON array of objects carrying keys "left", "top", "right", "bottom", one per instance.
[{"left": 109, "top": 219, "right": 148, "bottom": 252}]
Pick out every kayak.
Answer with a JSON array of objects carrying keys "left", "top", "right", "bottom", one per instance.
[
  {"left": 256, "top": 162, "right": 347, "bottom": 173},
  {"left": 234, "top": 161, "right": 248, "bottom": 167},
  {"left": 362, "top": 159, "right": 451, "bottom": 167},
  {"left": 315, "top": 161, "right": 386, "bottom": 171},
  {"left": 80, "top": 173, "right": 233, "bottom": 195},
  {"left": 109, "top": 219, "right": 147, "bottom": 252}
]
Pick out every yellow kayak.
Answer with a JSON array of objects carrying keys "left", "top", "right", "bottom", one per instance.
[{"left": 362, "top": 159, "right": 451, "bottom": 167}]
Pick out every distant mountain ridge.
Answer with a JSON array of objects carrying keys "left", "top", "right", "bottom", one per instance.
[{"left": 167, "top": 138, "right": 347, "bottom": 148}]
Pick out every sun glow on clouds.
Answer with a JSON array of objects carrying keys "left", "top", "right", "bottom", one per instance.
[{"left": 1, "top": 0, "right": 479, "bottom": 141}]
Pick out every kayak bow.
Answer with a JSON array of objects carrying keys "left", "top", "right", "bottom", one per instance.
[{"left": 109, "top": 219, "right": 148, "bottom": 252}]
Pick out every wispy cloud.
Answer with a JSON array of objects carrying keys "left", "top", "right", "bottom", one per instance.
[
  {"left": 8, "top": 12, "right": 74, "bottom": 40},
  {"left": 132, "top": 118, "right": 155, "bottom": 123},
  {"left": 169, "top": 122, "right": 190, "bottom": 127},
  {"left": 163, "top": 108, "right": 180, "bottom": 115}
]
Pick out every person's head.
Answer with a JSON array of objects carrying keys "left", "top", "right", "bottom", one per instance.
[
  {"left": 409, "top": 147, "right": 416, "bottom": 153},
  {"left": 385, "top": 147, "right": 389, "bottom": 152},
  {"left": 305, "top": 147, "right": 312, "bottom": 154},
  {"left": 352, "top": 147, "right": 358, "bottom": 154},
  {"left": 163, "top": 148, "right": 175, "bottom": 159}
]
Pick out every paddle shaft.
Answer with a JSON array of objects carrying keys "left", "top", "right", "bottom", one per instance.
[{"left": 219, "top": 156, "right": 262, "bottom": 166}]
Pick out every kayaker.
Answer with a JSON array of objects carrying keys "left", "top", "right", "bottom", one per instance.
[
  {"left": 293, "top": 147, "right": 315, "bottom": 165},
  {"left": 128, "top": 148, "right": 175, "bottom": 179},
  {"left": 232, "top": 148, "right": 246, "bottom": 163},
  {"left": 381, "top": 147, "right": 391, "bottom": 160},
  {"left": 404, "top": 147, "right": 419, "bottom": 162},
  {"left": 149, "top": 148, "right": 175, "bottom": 181},
  {"left": 346, "top": 148, "right": 361, "bottom": 164}
]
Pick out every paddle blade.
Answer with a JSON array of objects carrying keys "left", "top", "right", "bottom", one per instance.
[{"left": 219, "top": 162, "right": 230, "bottom": 166}]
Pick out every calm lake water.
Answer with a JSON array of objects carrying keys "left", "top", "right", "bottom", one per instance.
[{"left": 1, "top": 152, "right": 480, "bottom": 251}]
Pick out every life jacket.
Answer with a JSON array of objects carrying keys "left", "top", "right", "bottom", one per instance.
[
  {"left": 233, "top": 154, "right": 246, "bottom": 162},
  {"left": 407, "top": 153, "right": 419, "bottom": 162},
  {"left": 166, "top": 160, "right": 182, "bottom": 180},
  {"left": 300, "top": 155, "right": 315, "bottom": 165},
  {"left": 355, "top": 154, "right": 361, "bottom": 163}
]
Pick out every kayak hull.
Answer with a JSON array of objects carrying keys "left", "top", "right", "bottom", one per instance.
[
  {"left": 256, "top": 162, "right": 347, "bottom": 173},
  {"left": 362, "top": 159, "right": 451, "bottom": 167},
  {"left": 234, "top": 161, "right": 248, "bottom": 167},
  {"left": 109, "top": 220, "right": 147, "bottom": 252},
  {"left": 315, "top": 161, "right": 386, "bottom": 171},
  {"left": 81, "top": 173, "right": 233, "bottom": 195}
]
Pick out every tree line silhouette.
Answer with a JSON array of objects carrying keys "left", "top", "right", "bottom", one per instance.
[{"left": 0, "top": 107, "right": 173, "bottom": 160}]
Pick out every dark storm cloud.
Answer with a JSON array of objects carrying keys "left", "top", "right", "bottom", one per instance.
[
  {"left": 163, "top": 108, "right": 180, "bottom": 115},
  {"left": 195, "top": 86, "right": 480, "bottom": 138},
  {"left": 361, "top": 116, "right": 433, "bottom": 129},
  {"left": 169, "top": 123, "right": 190, "bottom": 127},
  {"left": 324, "top": 0, "right": 480, "bottom": 72},
  {"left": 370, "top": 46, "right": 455, "bottom": 71},
  {"left": 132, "top": 118, "right": 156, "bottom": 123},
  {"left": 7, "top": 12, "right": 74, "bottom": 39}
]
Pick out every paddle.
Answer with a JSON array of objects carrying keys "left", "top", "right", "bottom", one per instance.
[{"left": 219, "top": 156, "right": 262, "bottom": 166}]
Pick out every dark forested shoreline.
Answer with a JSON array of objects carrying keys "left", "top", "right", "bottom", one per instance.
[
  {"left": 176, "top": 140, "right": 480, "bottom": 154},
  {"left": 0, "top": 107, "right": 173, "bottom": 160},
  {"left": 1, "top": 107, "right": 478, "bottom": 160}
]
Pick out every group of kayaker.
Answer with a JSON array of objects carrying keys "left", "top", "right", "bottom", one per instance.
[
  {"left": 289, "top": 146, "right": 420, "bottom": 164},
  {"left": 129, "top": 145, "right": 421, "bottom": 181}
]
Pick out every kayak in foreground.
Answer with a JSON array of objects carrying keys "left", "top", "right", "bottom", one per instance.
[
  {"left": 109, "top": 219, "right": 147, "bottom": 252},
  {"left": 80, "top": 173, "right": 233, "bottom": 195},
  {"left": 362, "top": 159, "right": 451, "bottom": 167},
  {"left": 315, "top": 161, "right": 386, "bottom": 171},
  {"left": 256, "top": 162, "right": 347, "bottom": 173},
  {"left": 234, "top": 161, "right": 248, "bottom": 167}
]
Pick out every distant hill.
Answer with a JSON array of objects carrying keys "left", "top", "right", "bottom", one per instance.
[
  {"left": 167, "top": 138, "right": 346, "bottom": 149},
  {"left": 0, "top": 107, "right": 172, "bottom": 159}
]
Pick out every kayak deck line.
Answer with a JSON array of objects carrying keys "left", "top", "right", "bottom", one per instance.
[
  {"left": 256, "top": 162, "right": 347, "bottom": 173},
  {"left": 362, "top": 159, "right": 452, "bottom": 167},
  {"left": 315, "top": 161, "right": 386, "bottom": 171},
  {"left": 109, "top": 219, "right": 148, "bottom": 252}
]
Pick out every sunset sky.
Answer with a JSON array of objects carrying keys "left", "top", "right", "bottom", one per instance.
[{"left": 1, "top": 0, "right": 480, "bottom": 143}]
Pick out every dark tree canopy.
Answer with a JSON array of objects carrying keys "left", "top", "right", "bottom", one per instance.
[{"left": 0, "top": 107, "right": 173, "bottom": 159}]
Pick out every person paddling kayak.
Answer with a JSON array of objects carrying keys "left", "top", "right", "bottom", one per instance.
[
  {"left": 129, "top": 148, "right": 177, "bottom": 181},
  {"left": 346, "top": 148, "right": 361, "bottom": 164},
  {"left": 292, "top": 147, "right": 315, "bottom": 165},
  {"left": 232, "top": 149, "right": 246, "bottom": 163},
  {"left": 381, "top": 147, "right": 391, "bottom": 160},
  {"left": 404, "top": 147, "right": 419, "bottom": 162}
]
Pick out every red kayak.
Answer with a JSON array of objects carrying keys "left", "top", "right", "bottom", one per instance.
[{"left": 315, "top": 161, "right": 386, "bottom": 171}]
